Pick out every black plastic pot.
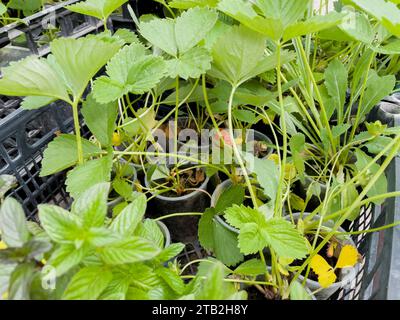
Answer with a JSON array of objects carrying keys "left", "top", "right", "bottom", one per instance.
[{"left": 144, "top": 168, "right": 210, "bottom": 243}]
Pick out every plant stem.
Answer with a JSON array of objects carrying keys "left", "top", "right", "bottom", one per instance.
[
  {"left": 71, "top": 100, "right": 83, "bottom": 164},
  {"left": 227, "top": 85, "right": 258, "bottom": 208},
  {"left": 154, "top": 212, "right": 203, "bottom": 222},
  {"left": 174, "top": 76, "right": 180, "bottom": 158},
  {"left": 275, "top": 42, "right": 287, "bottom": 217}
]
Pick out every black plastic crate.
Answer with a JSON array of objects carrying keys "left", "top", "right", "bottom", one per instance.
[
  {"left": 0, "top": 0, "right": 103, "bottom": 67},
  {"left": 0, "top": 102, "right": 74, "bottom": 219},
  {"left": 358, "top": 100, "right": 400, "bottom": 300}
]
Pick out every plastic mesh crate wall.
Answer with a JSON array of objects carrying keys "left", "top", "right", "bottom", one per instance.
[{"left": 0, "top": 102, "right": 74, "bottom": 219}]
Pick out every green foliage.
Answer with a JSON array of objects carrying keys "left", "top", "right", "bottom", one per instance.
[
  {"left": 81, "top": 94, "right": 118, "bottom": 147},
  {"left": 140, "top": 6, "right": 218, "bottom": 79},
  {"left": 225, "top": 205, "right": 308, "bottom": 258},
  {"left": 349, "top": 0, "right": 400, "bottom": 37},
  {"left": 198, "top": 208, "right": 244, "bottom": 266},
  {"left": 209, "top": 24, "right": 295, "bottom": 86},
  {"left": 218, "top": 0, "right": 345, "bottom": 42},
  {"left": 92, "top": 43, "right": 166, "bottom": 103},
  {"left": 40, "top": 135, "right": 102, "bottom": 177},
  {"left": 66, "top": 0, "right": 128, "bottom": 23}
]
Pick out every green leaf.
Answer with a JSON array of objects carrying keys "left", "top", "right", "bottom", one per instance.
[
  {"left": 166, "top": 47, "right": 212, "bottom": 80},
  {"left": 217, "top": 0, "right": 282, "bottom": 40},
  {"left": 87, "top": 228, "right": 122, "bottom": 247},
  {"left": 40, "top": 134, "right": 102, "bottom": 177},
  {"left": 62, "top": 266, "right": 113, "bottom": 300},
  {"left": 365, "top": 136, "right": 393, "bottom": 155},
  {"left": 225, "top": 205, "right": 308, "bottom": 258},
  {"left": 110, "top": 194, "right": 147, "bottom": 235},
  {"left": 156, "top": 267, "right": 185, "bottom": 295},
  {"left": 140, "top": 18, "right": 177, "bottom": 56},
  {"left": 99, "top": 237, "right": 160, "bottom": 265},
  {"left": 324, "top": 59, "right": 348, "bottom": 122},
  {"left": 198, "top": 208, "right": 244, "bottom": 266},
  {"left": 112, "top": 178, "right": 134, "bottom": 201},
  {"left": 169, "top": 0, "right": 218, "bottom": 9},
  {"left": 290, "top": 281, "right": 312, "bottom": 300},
  {"left": 0, "top": 56, "right": 69, "bottom": 101},
  {"left": 8, "top": 0, "right": 41, "bottom": 15},
  {"left": 339, "top": 11, "right": 374, "bottom": 44},
  {"left": 50, "top": 35, "right": 122, "bottom": 97},
  {"left": 289, "top": 133, "right": 306, "bottom": 178},
  {"left": 157, "top": 243, "right": 185, "bottom": 262},
  {"left": 372, "top": 39, "right": 400, "bottom": 55},
  {"left": 174, "top": 6, "right": 219, "bottom": 54},
  {"left": 283, "top": 12, "right": 345, "bottom": 42},
  {"left": 21, "top": 96, "right": 56, "bottom": 110},
  {"left": 0, "top": 3, "right": 6, "bottom": 16},
  {"left": 237, "top": 222, "right": 266, "bottom": 255},
  {"left": 233, "top": 109, "right": 257, "bottom": 124},
  {"left": 196, "top": 263, "right": 232, "bottom": 300},
  {"left": 71, "top": 182, "right": 110, "bottom": 228},
  {"left": 66, "top": 0, "right": 128, "bottom": 21},
  {"left": 48, "top": 244, "right": 89, "bottom": 277},
  {"left": 350, "top": 0, "right": 400, "bottom": 37},
  {"left": 243, "top": 153, "right": 280, "bottom": 205},
  {"left": 209, "top": 24, "right": 266, "bottom": 85},
  {"left": 98, "top": 275, "right": 130, "bottom": 300},
  {"left": 0, "top": 175, "right": 17, "bottom": 199},
  {"left": 135, "top": 219, "right": 165, "bottom": 249},
  {"left": 224, "top": 205, "right": 267, "bottom": 230},
  {"left": 262, "top": 218, "right": 308, "bottom": 259},
  {"left": 360, "top": 72, "right": 396, "bottom": 117},
  {"left": 355, "top": 149, "right": 387, "bottom": 204},
  {"left": 0, "top": 198, "right": 30, "bottom": 248},
  {"left": 233, "top": 258, "right": 266, "bottom": 276},
  {"left": 215, "top": 183, "right": 245, "bottom": 214},
  {"left": 38, "top": 205, "right": 82, "bottom": 243},
  {"left": 0, "top": 263, "right": 16, "bottom": 298},
  {"left": 256, "top": 0, "right": 310, "bottom": 27},
  {"left": 8, "top": 263, "right": 35, "bottom": 300},
  {"left": 81, "top": 94, "right": 118, "bottom": 147},
  {"left": 122, "top": 107, "right": 157, "bottom": 137},
  {"left": 113, "top": 28, "right": 140, "bottom": 44},
  {"left": 139, "top": 6, "right": 218, "bottom": 56},
  {"left": 66, "top": 156, "right": 113, "bottom": 199},
  {"left": 92, "top": 44, "right": 166, "bottom": 103}
]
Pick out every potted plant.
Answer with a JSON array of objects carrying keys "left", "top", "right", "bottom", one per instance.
[{"left": 144, "top": 162, "right": 210, "bottom": 243}]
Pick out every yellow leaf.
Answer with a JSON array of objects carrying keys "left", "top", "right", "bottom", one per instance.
[
  {"left": 1, "top": 291, "right": 8, "bottom": 300},
  {"left": 318, "top": 269, "right": 337, "bottom": 288},
  {"left": 284, "top": 163, "right": 297, "bottom": 180},
  {"left": 310, "top": 254, "right": 332, "bottom": 276},
  {"left": 268, "top": 153, "right": 280, "bottom": 165},
  {"left": 112, "top": 132, "right": 122, "bottom": 147},
  {"left": 336, "top": 245, "right": 358, "bottom": 268},
  {"left": 278, "top": 263, "right": 290, "bottom": 276},
  {"left": 0, "top": 241, "right": 7, "bottom": 250}
]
